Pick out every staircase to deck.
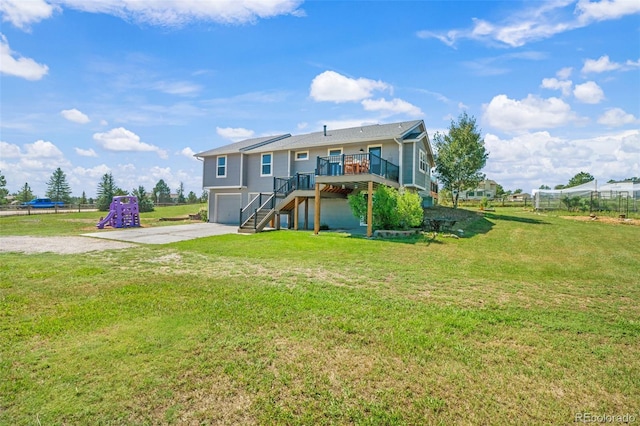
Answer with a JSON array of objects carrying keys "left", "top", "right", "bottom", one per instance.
[
  {"left": 238, "top": 193, "right": 276, "bottom": 234},
  {"left": 238, "top": 173, "right": 353, "bottom": 234}
]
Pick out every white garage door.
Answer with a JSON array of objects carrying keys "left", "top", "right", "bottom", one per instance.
[{"left": 215, "top": 193, "right": 242, "bottom": 225}]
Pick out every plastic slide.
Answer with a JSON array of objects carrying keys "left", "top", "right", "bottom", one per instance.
[{"left": 96, "top": 210, "right": 116, "bottom": 229}]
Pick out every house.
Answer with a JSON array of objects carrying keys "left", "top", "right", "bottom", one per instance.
[
  {"left": 456, "top": 180, "right": 498, "bottom": 200},
  {"left": 508, "top": 193, "right": 531, "bottom": 203},
  {"left": 195, "top": 120, "right": 437, "bottom": 237}
]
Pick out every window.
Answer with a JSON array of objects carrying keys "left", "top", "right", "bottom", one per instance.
[
  {"left": 261, "top": 153, "right": 272, "bottom": 176},
  {"left": 295, "top": 151, "right": 308, "bottom": 161},
  {"left": 216, "top": 155, "right": 227, "bottom": 178},
  {"left": 328, "top": 148, "right": 342, "bottom": 157},
  {"left": 419, "top": 150, "right": 427, "bottom": 173}
]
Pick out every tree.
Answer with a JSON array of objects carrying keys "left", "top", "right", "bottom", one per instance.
[
  {"left": 187, "top": 191, "right": 198, "bottom": 204},
  {"left": 200, "top": 190, "right": 208, "bottom": 203},
  {"left": 539, "top": 185, "right": 551, "bottom": 190},
  {"left": 96, "top": 173, "right": 122, "bottom": 211},
  {"left": 566, "top": 171, "right": 594, "bottom": 188},
  {"left": 16, "top": 183, "right": 34, "bottom": 202},
  {"left": 132, "top": 185, "right": 154, "bottom": 212},
  {"left": 153, "top": 179, "right": 172, "bottom": 204},
  {"left": 433, "top": 112, "right": 488, "bottom": 208},
  {"left": 554, "top": 184, "right": 565, "bottom": 190},
  {"left": 176, "top": 182, "right": 186, "bottom": 204},
  {"left": 45, "top": 168, "right": 72, "bottom": 203},
  {"left": 514, "top": 188, "right": 523, "bottom": 194},
  {"left": 80, "top": 191, "right": 88, "bottom": 205},
  {"left": 0, "top": 171, "right": 8, "bottom": 205}
]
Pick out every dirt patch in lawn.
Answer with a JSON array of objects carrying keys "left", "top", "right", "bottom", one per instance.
[
  {"left": 560, "top": 215, "right": 640, "bottom": 226},
  {"left": 0, "top": 236, "right": 136, "bottom": 254},
  {"left": 423, "top": 206, "right": 484, "bottom": 229}
]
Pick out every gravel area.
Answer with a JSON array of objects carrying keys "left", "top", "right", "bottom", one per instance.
[{"left": 0, "top": 236, "right": 136, "bottom": 254}]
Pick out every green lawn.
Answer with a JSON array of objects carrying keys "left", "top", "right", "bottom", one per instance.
[{"left": 1, "top": 208, "right": 639, "bottom": 424}]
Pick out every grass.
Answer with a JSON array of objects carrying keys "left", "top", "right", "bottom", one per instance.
[
  {"left": 1, "top": 207, "right": 639, "bottom": 424},
  {"left": 0, "top": 204, "right": 206, "bottom": 236}
]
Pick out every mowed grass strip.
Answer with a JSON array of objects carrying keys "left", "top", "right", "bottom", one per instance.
[{"left": 1, "top": 208, "right": 639, "bottom": 424}]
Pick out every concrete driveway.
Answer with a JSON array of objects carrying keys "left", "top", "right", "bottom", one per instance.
[{"left": 82, "top": 223, "right": 239, "bottom": 244}]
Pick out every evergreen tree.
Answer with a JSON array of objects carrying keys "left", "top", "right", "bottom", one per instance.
[
  {"left": 187, "top": 191, "right": 198, "bottom": 204},
  {"left": 176, "top": 182, "right": 186, "bottom": 204},
  {"left": 200, "top": 190, "right": 208, "bottom": 203},
  {"left": 153, "top": 179, "right": 172, "bottom": 203},
  {"left": 96, "top": 173, "right": 122, "bottom": 211},
  {"left": 16, "top": 183, "right": 34, "bottom": 202},
  {"left": 80, "top": 191, "right": 88, "bottom": 205},
  {"left": 45, "top": 167, "right": 72, "bottom": 203},
  {"left": 132, "top": 185, "right": 155, "bottom": 212}
]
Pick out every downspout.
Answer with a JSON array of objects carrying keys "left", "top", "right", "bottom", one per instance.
[
  {"left": 394, "top": 137, "right": 403, "bottom": 186},
  {"left": 239, "top": 153, "right": 244, "bottom": 188}
]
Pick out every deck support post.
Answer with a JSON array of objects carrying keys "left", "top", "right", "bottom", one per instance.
[
  {"left": 294, "top": 197, "right": 300, "bottom": 231},
  {"left": 367, "top": 181, "right": 373, "bottom": 237},
  {"left": 276, "top": 213, "right": 281, "bottom": 230},
  {"left": 314, "top": 183, "right": 321, "bottom": 235},
  {"left": 304, "top": 198, "right": 309, "bottom": 230}
]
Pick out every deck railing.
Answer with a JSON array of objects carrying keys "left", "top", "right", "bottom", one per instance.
[
  {"left": 239, "top": 192, "right": 275, "bottom": 228},
  {"left": 316, "top": 153, "right": 399, "bottom": 182},
  {"left": 274, "top": 173, "right": 316, "bottom": 197}
]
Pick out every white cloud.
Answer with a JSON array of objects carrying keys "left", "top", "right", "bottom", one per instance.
[
  {"left": 297, "top": 122, "right": 308, "bottom": 130},
  {"left": 540, "top": 77, "right": 572, "bottom": 96},
  {"left": 361, "top": 98, "right": 423, "bottom": 117},
  {"left": 73, "top": 164, "right": 111, "bottom": 179},
  {"left": 483, "top": 94, "right": 579, "bottom": 133},
  {"left": 216, "top": 126, "right": 255, "bottom": 141},
  {"left": 0, "top": 0, "right": 57, "bottom": 30},
  {"left": 573, "top": 81, "right": 605, "bottom": 104},
  {"left": 418, "top": 0, "right": 640, "bottom": 48},
  {"left": 576, "top": 0, "right": 640, "bottom": 22},
  {"left": 0, "top": 140, "right": 21, "bottom": 158},
  {"left": 0, "top": 34, "right": 48, "bottom": 80},
  {"left": 55, "top": 0, "right": 304, "bottom": 26},
  {"left": 75, "top": 147, "right": 98, "bottom": 157},
  {"left": 626, "top": 59, "right": 640, "bottom": 68},
  {"left": 153, "top": 80, "right": 202, "bottom": 96},
  {"left": 597, "top": 108, "right": 638, "bottom": 127},
  {"left": 24, "top": 139, "right": 65, "bottom": 159},
  {"left": 93, "top": 127, "right": 168, "bottom": 158},
  {"left": 61, "top": 108, "right": 90, "bottom": 124},
  {"left": 556, "top": 67, "right": 573, "bottom": 80},
  {"left": 483, "top": 129, "right": 640, "bottom": 191},
  {"left": 581, "top": 54, "right": 640, "bottom": 74},
  {"left": 178, "top": 147, "right": 199, "bottom": 160},
  {"left": 310, "top": 71, "right": 390, "bottom": 103},
  {"left": 582, "top": 55, "right": 620, "bottom": 73}
]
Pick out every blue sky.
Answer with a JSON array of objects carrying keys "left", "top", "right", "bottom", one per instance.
[{"left": 1, "top": 0, "right": 639, "bottom": 198}]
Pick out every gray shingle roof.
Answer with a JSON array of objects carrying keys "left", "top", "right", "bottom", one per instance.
[
  {"left": 195, "top": 120, "right": 425, "bottom": 157},
  {"left": 194, "top": 134, "right": 290, "bottom": 157}
]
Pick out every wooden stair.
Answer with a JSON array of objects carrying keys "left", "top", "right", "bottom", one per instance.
[{"left": 238, "top": 208, "right": 276, "bottom": 233}]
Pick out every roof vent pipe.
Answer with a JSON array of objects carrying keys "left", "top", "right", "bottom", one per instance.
[{"left": 323, "top": 125, "right": 327, "bottom": 136}]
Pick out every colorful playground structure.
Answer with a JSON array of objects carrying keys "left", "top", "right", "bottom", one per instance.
[{"left": 96, "top": 196, "right": 141, "bottom": 229}]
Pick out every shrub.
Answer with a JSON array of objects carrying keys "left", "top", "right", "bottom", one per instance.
[
  {"left": 396, "top": 188, "right": 423, "bottom": 229},
  {"left": 348, "top": 185, "right": 423, "bottom": 230},
  {"left": 198, "top": 207, "right": 208, "bottom": 222}
]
